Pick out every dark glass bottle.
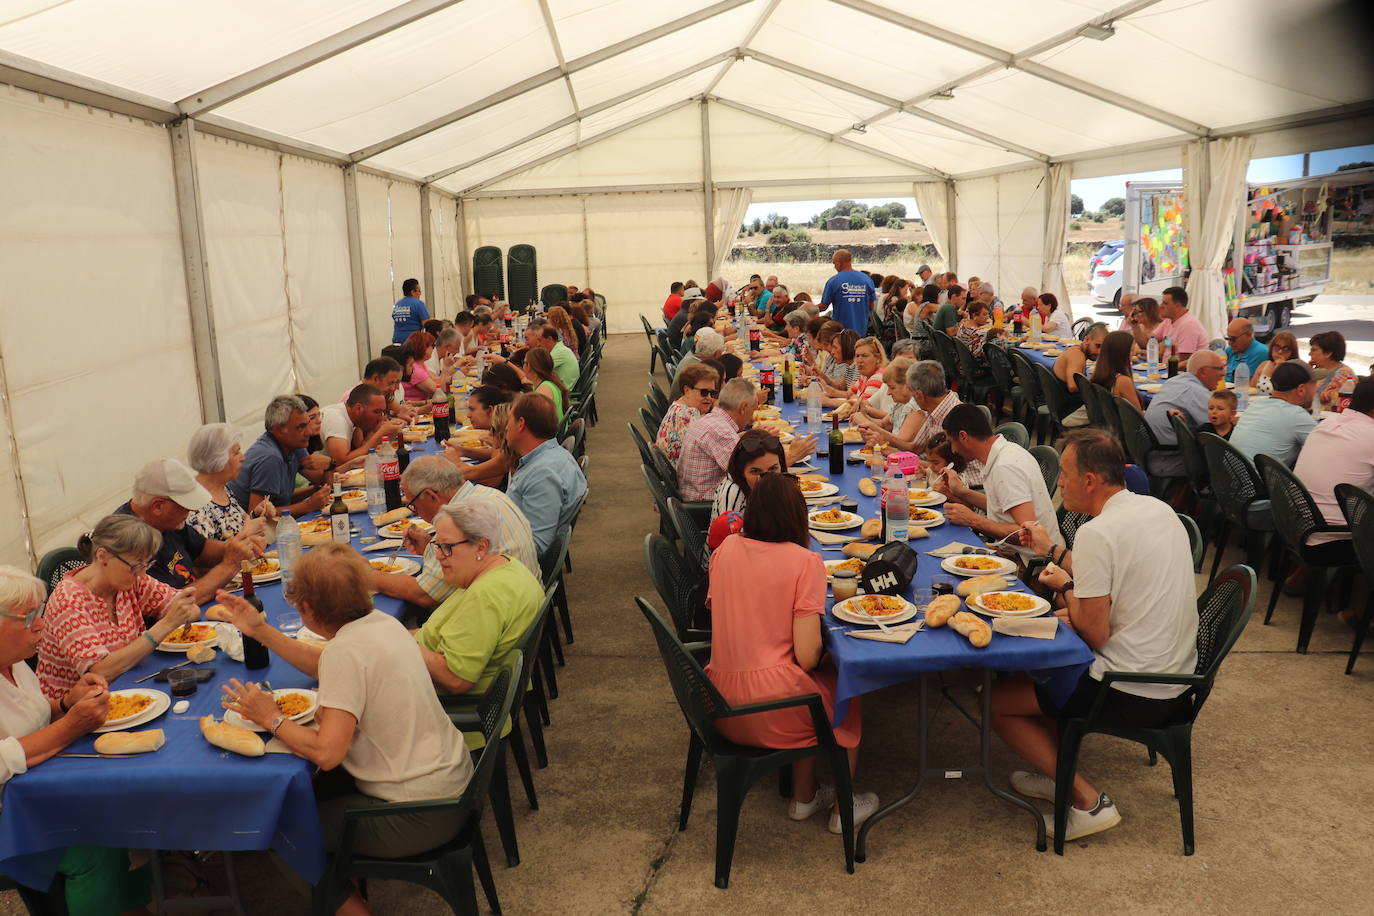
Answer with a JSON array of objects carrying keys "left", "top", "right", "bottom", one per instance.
[
  {"left": 240, "top": 571, "right": 270, "bottom": 670},
  {"left": 828, "top": 414, "right": 844, "bottom": 476}
]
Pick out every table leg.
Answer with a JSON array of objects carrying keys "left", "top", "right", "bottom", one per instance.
[
  {"left": 855, "top": 674, "right": 929, "bottom": 863},
  {"left": 977, "top": 669, "right": 1047, "bottom": 852}
]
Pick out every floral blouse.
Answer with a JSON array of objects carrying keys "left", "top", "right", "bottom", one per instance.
[
  {"left": 655, "top": 401, "right": 702, "bottom": 468},
  {"left": 954, "top": 321, "right": 991, "bottom": 358},
  {"left": 188, "top": 494, "right": 248, "bottom": 541}
]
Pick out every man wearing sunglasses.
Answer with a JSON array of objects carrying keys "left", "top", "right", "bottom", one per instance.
[{"left": 1222, "top": 318, "right": 1269, "bottom": 383}]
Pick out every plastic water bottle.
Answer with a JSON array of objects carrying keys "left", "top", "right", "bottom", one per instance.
[
  {"left": 805, "top": 380, "right": 822, "bottom": 435},
  {"left": 276, "top": 511, "right": 301, "bottom": 587},
  {"left": 1234, "top": 363, "right": 1251, "bottom": 413},
  {"left": 1146, "top": 337, "right": 1160, "bottom": 380},
  {"left": 736, "top": 304, "right": 747, "bottom": 341},
  {"left": 1029, "top": 309, "right": 1042, "bottom": 343},
  {"left": 364, "top": 450, "right": 385, "bottom": 518},
  {"left": 1312, "top": 384, "right": 1323, "bottom": 417},
  {"left": 886, "top": 469, "right": 909, "bottom": 541}
]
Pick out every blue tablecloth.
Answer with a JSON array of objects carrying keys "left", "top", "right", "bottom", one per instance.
[
  {"left": 0, "top": 439, "right": 447, "bottom": 889},
  {"left": 1013, "top": 341, "right": 1159, "bottom": 405},
  {"left": 763, "top": 386, "right": 1094, "bottom": 726}
]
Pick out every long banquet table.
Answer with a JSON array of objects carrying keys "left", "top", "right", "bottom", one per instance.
[{"left": 0, "top": 436, "right": 451, "bottom": 890}]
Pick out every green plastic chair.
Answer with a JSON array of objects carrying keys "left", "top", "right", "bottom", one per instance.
[
  {"left": 1198, "top": 432, "right": 1275, "bottom": 580},
  {"left": 1168, "top": 412, "right": 1219, "bottom": 572},
  {"left": 1073, "top": 372, "right": 1106, "bottom": 430},
  {"left": 471, "top": 246, "right": 504, "bottom": 302},
  {"left": 950, "top": 335, "right": 994, "bottom": 406},
  {"left": 642, "top": 315, "right": 661, "bottom": 373},
  {"left": 636, "top": 598, "right": 857, "bottom": 888},
  {"left": 1177, "top": 512, "right": 1205, "bottom": 573},
  {"left": 540, "top": 284, "right": 567, "bottom": 310},
  {"left": 983, "top": 341, "right": 1021, "bottom": 419},
  {"left": 1052, "top": 565, "right": 1255, "bottom": 856},
  {"left": 36, "top": 547, "right": 84, "bottom": 594},
  {"left": 506, "top": 244, "right": 538, "bottom": 311},
  {"left": 643, "top": 533, "right": 710, "bottom": 644},
  {"left": 1032, "top": 364, "right": 1073, "bottom": 443},
  {"left": 312, "top": 660, "right": 519, "bottom": 915},
  {"left": 1007, "top": 350, "right": 1050, "bottom": 443},
  {"left": 994, "top": 421, "right": 1030, "bottom": 449},
  {"left": 1116, "top": 396, "right": 1184, "bottom": 499},
  {"left": 1335, "top": 484, "right": 1374, "bottom": 673},
  {"left": 1256, "top": 455, "right": 1357, "bottom": 654},
  {"left": 666, "top": 497, "right": 709, "bottom": 579},
  {"left": 1028, "top": 444, "right": 1060, "bottom": 499}
]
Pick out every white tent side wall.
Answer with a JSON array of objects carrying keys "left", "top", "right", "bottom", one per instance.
[
  {"left": 953, "top": 168, "right": 1050, "bottom": 302},
  {"left": 428, "top": 193, "right": 462, "bottom": 321},
  {"left": 388, "top": 182, "right": 425, "bottom": 314},
  {"left": 358, "top": 171, "right": 397, "bottom": 352},
  {"left": 465, "top": 196, "right": 592, "bottom": 308},
  {"left": 584, "top": 190, "right": 708, "bottom": 325},
  {"left": 0, "top": 86, "right": 202, "bottom": 565}
]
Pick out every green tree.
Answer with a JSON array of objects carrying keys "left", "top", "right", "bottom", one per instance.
[
  {"left": 1100, "top": 197, "right": 1126, "bottom": 218},
  {"left": 869, "top": 205, "right": 890, "bottom": 227},
  {"left": 751, "top": 216, "right": 762, "bottom": 233},
  {"left": 848, "top": 213, "right": 870, "bottom": 230},
  {"left": 1071, "top": 193, "right": 1084, "bottom": 215},
  {"left": 886, "top": 201, "right": 907, "bottom": 219},
  {"left": 1337, "top": 161, "right": 1374, "bottom": 171}
]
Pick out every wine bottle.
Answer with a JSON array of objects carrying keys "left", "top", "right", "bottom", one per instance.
[
  {"left": 828, "top": 414, "right": 844, "bottom": 476},
  {"left": 240, "top": 571, "right": 270, "bottom": 670},
  {"left": 330, "top": 481, "right": 350, "bottom": 544}
]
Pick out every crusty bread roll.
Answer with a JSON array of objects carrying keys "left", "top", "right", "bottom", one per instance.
[
  {"left": 858, "top": 478, "right": 877, "bottom": 497},
  {"left": 924, "top": 594, "right": 961, "bottom": 627},
  {"left": 957, "top": 574, "right": 1008, "bottom": 598},
  {"left": 834, "top": 401, "right": 854, "bottom": 420},
  {"left": 799, "top": 473, "right": 829, "bottom": 482},
  {"left": 950, "top": 611, "right": 992, "bottom": 647},
  {"left": 373, "top": 507, "right": 412, "bottom": 527},
  {"left": 206, "top": 605, "right": 232, "bottom": 622},
  {"left": 842, "top": 542, "right": 879, "bottom": 559},
  {"left": 200, "top": 716, "right": 265, "bottom": 757},
  {"left": 907, "top": 524, "right": 929, "bottom": 540},
  {"left": 861, "top": 518, "right": 882, "bottom": 540},
  {"left": 301, "top": 530, "right": 331, "bottom": 547},
  {"left": 94, "top": 729, "right": 165, "bottom": 755},
  {"left": 187, "top": 644, "right": 217, "bottom": 664}
]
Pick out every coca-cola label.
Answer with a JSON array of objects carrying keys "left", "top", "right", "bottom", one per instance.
[
  {"left": 432, "top": 401, "right": 450, "bottom": 419},
  {"left": 379, "top": 458, "right": 400, "bottom": 481},
  {"left": 763, "top": 369, "right": 775, "bottom": 386}
]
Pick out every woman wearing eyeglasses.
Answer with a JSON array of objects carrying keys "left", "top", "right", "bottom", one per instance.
[
  {"left": 655, "top": 363, "right": 721, "bottom": 468},
  {"left": 0, "top": 565, "right": 157, "bottom": 914},
  {"left": 1253, "top": 331, "right": 1300, "bottom": 395},
  {"left": 37, "top": 515, "right": 201, "bottom": 700},
  {"left": 711, "top": 429, "right": 787, "bottom": 517}
]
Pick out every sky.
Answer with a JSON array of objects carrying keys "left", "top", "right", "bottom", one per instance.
[{"left": 742, "top": 144, "right": 1374, "bottom": 224}]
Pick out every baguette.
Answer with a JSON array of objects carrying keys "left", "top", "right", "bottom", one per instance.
[
  {"left": 957, "top": 574, "right": 1009, "bottom": 597},
  {"left": 199, "top": 715, "right": 265, "bottom": 757},
  {"left": 950, "top": 611, "right": 992, "bottom": 648},
  {"left": 373, "top": 507, "right": 412, "bottom": 527},
  {"left": 301, "top": 530, "right": 331, "bottom": 547},
  {"left": 93, "top": 729, "right": 165, "bottom": 755},
  {"left": 924, "top": 594, "right": 961, "bottom": 627},
  {"left": 841, "top": 542, "right": 879, "bottom": 559},
  {"left": 857, "top": 478, "right": 877, "bottom": 497}
]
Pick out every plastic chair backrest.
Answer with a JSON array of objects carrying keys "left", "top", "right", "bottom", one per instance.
[
  {"left": 1033, "top": 363, "right": 1071, "bottom": 420},
  {"left": 932, "top": 332, "right": 960, "bottom": 381},
  {"left": 950, "top": 334, "right": 981, "bottom": 381},
  {"left": 1058, "top": 507, "right": 1092, "bottom": 550},
  {"left": 984, "top": 342, "right": 1016, "bottom": 393},
  {"left": 1072, "top": 317, "right": 1093, "bottom": 340},
  {"left": 1177, "top": 512, "right": 1204, "bottom": 572},
  {"left": 994, "top": 421, "right": 1029, "bottom": 449},
  {"left": 637, "top": 597, "right": 732, "bottom": 749},
  {"left": 1168, "top": 411, "right": 1210, "bottom": 494},
  {"left": 1028, "top": 444, "right": 1060, "bottom": 497},
  {"left": 1336, "top": 484, "right": 1374, "bottom": 581},
  {"left": 1256, "top": 454, "right": 1337, "bottom": 554},
  {"left": 466, "top": 662, "right": 519, "bottom": 814},
  {"left": 1009, "top": 350, "right": 1042, "bottom": 406},
  {"left": 1073, "top": 373, "right": 1104, "bottom": 427},
  {"left": 35, "top": 547, "right": 85, "bottom": 594},
  {"left": 667, "top": 497, "right": 709, "bottom": 574},
  {"left": 641, "top": 464, "right": 672, "bottom": 520},
  {"left": 472, "top": 246, "right": 505, "bottom": 301},
  {"left": 643, "top": 533, "right": 708, "bottom": 641},
  {"left": 506, "top": 244, "right": 538, "bottom": 310},
  {"left": 540, "top": 284, "right": 567, "bottom": 310},
  {"left": 978, "top": 404, "right": 993, "bottom": 428},
  {"left": 629, "top": 422, "right": 656, "bottom": 472},
  {"left": 648, "top": 379, "right": 670, "bottom": 413},
  {"left": 1198, "top": 432, "right": 1266, "bottom": 527},
  {"left": 1115, "top": 396, "right": 1162, "bottom": 470},
  {"left": 1193, "top": 566, "right": 1256, "bottom": 693}
]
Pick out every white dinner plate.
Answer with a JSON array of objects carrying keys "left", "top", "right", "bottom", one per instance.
[
  {"left": 966, "top": 591, "right": 1052, "bottom": 619},
  {"left": 799, "top": 482, "right": 840, "bottom": 500},
  {"left": 157, "top": 623, "right": 220, "bottom": 653},
  {"left": 831, "top": 595, "right": 918, "bottom": 627},
  {"left": 379, "top": 518, "right": 434, "bottom": 539},
  {"left": 908, "top": 507, "right": 946, "bottom": 528},
  {"left": 907, "top": 488, "right": 947, "bottom": 507},
  {"left": 224, "top": 688, "right": 319, "bottom": 732},
  {"left": 241, "top": 557, "right": 282, "bottom": 584},
  {"left": 808, "top": 510, "right": 864, "bottom": 531},
  {"left": 941, "top": 555, "right": 1019, "bottom": 577},
  {"left": 296, "top": 626, "right": 329, "bottom": 646},
  {"left": 824, "top": 558, "right": 868, "bottom": 580},
  {"left": 367, "top": 556, "right": 421, "bottom": 576},
  {"left": 96, "top": 689, "right": 171, "bottom": 733}
]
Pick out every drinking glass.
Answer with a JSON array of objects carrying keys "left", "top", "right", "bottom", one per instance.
[
  {"left": 169, "top": 668, "right": 198, "bottom": 698},
  {"left": 277, "top": 611, "right": 303, "bottom": 635}
]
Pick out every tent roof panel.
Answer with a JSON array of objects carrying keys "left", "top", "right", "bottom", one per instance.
[
  {"left": 709, "top": 101, "right": 922, "bottom": 182},
  {"left": 545, "top": 0, "right": 725, "bottom": 59},
  {"left": 749, "top": 0, "right": 988, "bottom": 101},
  {"left": 214, "top": 0, "right": 557, "bottom": 153},
  {"left": 857, "top": 114, "right": 1031, "bottom": 174},
  {"left": 579, "top": 65, "right": 725, "bottom": 134},
  {"left": 854, "top": 0, "right": 1121, "bottom": 55},
  {"left": 0, "top": 0, "right": 405, "bottom": 102},
  {"left": 434, "top": 122, "right": 582, "bottom": 194},
  {"left": 712, "top": 57, "right": 888, "bottom": 135}
]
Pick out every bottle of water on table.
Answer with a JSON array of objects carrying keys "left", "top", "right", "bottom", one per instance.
[
  {"left": 886, "top": 469, "right": 909, "bottom": 541},
  {"left": 805, "top": 380, "right": 822, "bottom": 436},
  {"left": 277, "top": 511, "right": 301, "bottom": 587},
  {"left": 365, "top": 450, "right": 385, "bottom": 518},
  {"left": 1234, "top": 362, "right": 1251, "bottom": 413}
]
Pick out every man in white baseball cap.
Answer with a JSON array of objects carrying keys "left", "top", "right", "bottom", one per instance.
[{"left": 114, "top": 458, "right": 265, "bottom": 601}]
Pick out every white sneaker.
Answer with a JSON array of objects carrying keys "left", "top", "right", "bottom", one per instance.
[
  {"left": 1010, "top": 770, "right": 1056, "bottom": 802},
  {"left": 788, "top": 784, "right": 835, "bottom": 821},
  {"left": 1045, "top": 792, "right": 1122, "bottom": 841},
  {"left": 829, "top": 791, "right": 880, "bottom": 835}
]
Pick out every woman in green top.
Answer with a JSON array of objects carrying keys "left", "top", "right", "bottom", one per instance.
[{"left": 523, "top": 347, "right": 570, "bottom": 422}]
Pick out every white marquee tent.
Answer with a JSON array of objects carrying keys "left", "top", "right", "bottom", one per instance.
[{"left": 1, "top": 0, "right": 1372, "bottom": 566}]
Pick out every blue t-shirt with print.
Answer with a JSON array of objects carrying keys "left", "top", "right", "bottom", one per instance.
[
  {"left": 392, "top": 296, "right": 430, "bottom": 343},
  {"left": 821, "top": 270, "right": 876, "bottom": 335}
]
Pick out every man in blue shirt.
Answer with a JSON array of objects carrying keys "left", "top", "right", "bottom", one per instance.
[
  {"left": 505, "top": 393, "right": 588, "bottom": 556},
  {"left": 391, "top": 278, "right": 430, "bottom": 343},
  {"left": 229, "top": 395, "right": 331, "bottom": 516},
  {"left": 1223, "top": 317, "right": 1270, "bottom": 382},
  {"left": 1143, "top": 350, "right": 1226, "bottom": 476},
  {"left": 820, "top": 249, "right": 875, "bottom": 335},
  {"left": 1229, "top": 361, "right": 1319, "bottom": 467}
]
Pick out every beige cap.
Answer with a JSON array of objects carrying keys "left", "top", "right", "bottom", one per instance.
[{"left": 134, "top": 458, "right": 212, "bottom": 510}]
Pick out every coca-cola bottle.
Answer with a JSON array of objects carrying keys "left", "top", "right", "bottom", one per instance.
[
  {"left": 430, "top": 387, "right": 451, "bottom": 443},
  {"left": 378, "top": 437, "right": 402, "bottom": 511}
]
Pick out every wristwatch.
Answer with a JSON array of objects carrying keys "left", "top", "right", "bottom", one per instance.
[{"left": 268, "top": 715, "right": 287, "bottom": 736}]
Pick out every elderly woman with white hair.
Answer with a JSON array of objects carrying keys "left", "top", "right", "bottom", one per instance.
[
  {"left": 38, "top": 515, "right": 201, "bottom": 700},
  {"left": 0, "top": 566, "right": 157, "bottom": 913},
  {"left": 186, "top": 422, "right": 257, "bottom": 540},
  {"left": 414, "top": 501, "right": 544, "bottom": 699}
]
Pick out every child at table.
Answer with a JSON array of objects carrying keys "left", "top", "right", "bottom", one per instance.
[{"left": 1197, "top": 390, "right": 1238, "bottom": 439}]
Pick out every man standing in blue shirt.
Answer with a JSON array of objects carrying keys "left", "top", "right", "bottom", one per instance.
[
  {"left": 1223, "top": 318, "right": 1269, "bottom": 382},
  {"left": 392, "top": 278, "right": 430, "bottom": 343},
  {"left": 820, "top": 249, "right": 875, "bottom": 336}
]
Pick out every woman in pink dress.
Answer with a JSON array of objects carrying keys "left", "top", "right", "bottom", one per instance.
[{"left": 706, "top": 475, "right": 878, "bottom": 833}]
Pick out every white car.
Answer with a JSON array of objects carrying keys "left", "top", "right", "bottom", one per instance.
[{"left": 1089, "top": 247, "right": 1124, "bottom": 306}]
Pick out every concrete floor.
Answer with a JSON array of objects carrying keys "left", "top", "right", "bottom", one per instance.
[{"left": 7, "top": 332, "right": 1373, "bottom": 915}]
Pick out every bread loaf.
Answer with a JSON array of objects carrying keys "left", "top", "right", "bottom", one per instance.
[
  {"left": 858, "top": 478, "right": 877, "bottom": 497},
  {"left": 841, "top": 542, "right": 879, "bottom": 559},
  {"left": 199, "top": 715, "right": 265, "bottom": 757},
  {"left": 373, "top": 507, "right": 412, "bottom": 527},
  {"left": 187, "top": 644, "right": 217, "bottom": 664},
  {"left": 860, "top": 518, "right": 882, "bottom": 539},
  {"left": 93, "top": 729, "right": 165, "bottom": 755},
  {"left": 950, "top": 611, "right": 992, "bottom": 647},
  {"left": 205, "top": 605, "right": 232, "bottom": 622},
  {"left": 957, "top": 574, "right": 1009, "bottom": 597},
  {"left": 924, "top": 594, "right": 961, "bottom": 627},
  {"left": 301, "top": 530, "right": 332, "bottom": 547}
]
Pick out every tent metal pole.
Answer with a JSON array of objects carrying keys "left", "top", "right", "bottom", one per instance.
[
  {"left": 946, "top": 179, "right": 958, "bottom": 274},
  {"left": 168, "top": 119, "right": 226, "bottom": 423},
  {"left": 0, "top": 345, "right": 38, "bottom": 568},
  {"left": 701, "top": 99, "right": 716, "bottom": 280},
  {"left": 420, "top": 185, "right": 436, "bottom": 321},
  {"left": 455, "top": 198, "right": 470, "bottom": 302},
  {"left": 343, "top": 164, "right": 373, "bottom": 373}
]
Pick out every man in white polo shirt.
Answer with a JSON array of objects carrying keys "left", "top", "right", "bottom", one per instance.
[
  {"left": 936, "top": 403, "right": 1061, "bottom": 561},
  {"left": 992, "top": 429, "right": 1198, "bottom": 841}
]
